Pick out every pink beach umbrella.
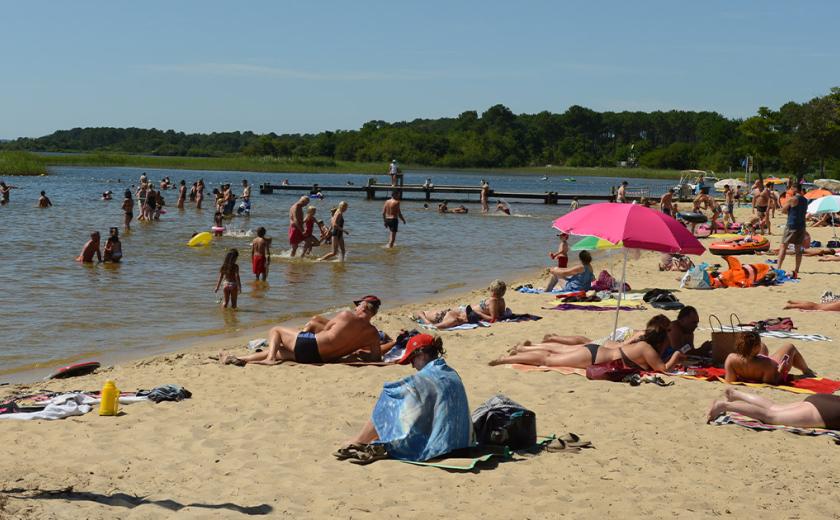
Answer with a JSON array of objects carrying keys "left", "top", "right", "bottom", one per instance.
[{"left": 552, "top": 203, "right": 705, "bottom": 334}]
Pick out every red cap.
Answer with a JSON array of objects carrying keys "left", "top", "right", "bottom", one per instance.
[
  {"left": 397, "top": 334, "right": 436, "bottom": 365},
  {"left": 353, "top": 295, "right": 381, "bottom": 311}
]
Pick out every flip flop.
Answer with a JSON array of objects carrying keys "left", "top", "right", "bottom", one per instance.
[
  {"left": 348, "top": 444, "right": 389, "bottom": 465},
  {"left": 560, "top": 432, "right": 594, "bottom": 449},
  {"left": 544, "top": 438, "right": 580, "bottom": 453},
  {"left": 333, "top": 443, "right": 366, "bottom": 460}
]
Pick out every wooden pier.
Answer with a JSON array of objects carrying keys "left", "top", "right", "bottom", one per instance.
[{"left": 259, "top": 181, "right": 651, "bottom": 204}]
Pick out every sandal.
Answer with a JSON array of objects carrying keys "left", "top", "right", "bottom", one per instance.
[
  {"left": 560, "top": 432, "right": 594, "bottom": 449},
  {"left": 348, "top": 444, "right": 389, "bottom": 465},
  {"left": 333, "top": 443, "right": 366, "bottom": 460}
]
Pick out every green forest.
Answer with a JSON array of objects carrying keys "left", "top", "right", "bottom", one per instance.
[{"left": 4, "top": 87, "right": 839, "bottom": 178}]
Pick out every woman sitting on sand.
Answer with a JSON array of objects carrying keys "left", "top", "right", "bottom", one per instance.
[
  {"left": 336, "top": 334, "right": 472, "bottom": 463},
  {"left": 783, "top": 300, "right": 840, "bottom": 311},
  {"left": 545, "top": 250, "right": 595, "bottom": 292},
  {"left": 707, "top": 388, "right": 840, "bottom": 429},
  {"left": 489, "top": 314, "right": 681, "bottom": 372},
  {"left": 723, "top": 331, "right": 815, "bottom": 384},
  {"left": 416, "top": 280, "right": 507, "bottom": 329}
]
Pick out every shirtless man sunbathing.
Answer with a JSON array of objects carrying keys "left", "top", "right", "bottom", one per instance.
[
  {"left": 220, "top": 295, "right": 382, "bottom": 365},
  {"left": 707, "top": 388, "right": 840, "bottom": 429},
  {"left": 490, "top": 315, "right": 682, "bottom": 372},
  {"left": 723, "top": 331, "right": 815, "bottom": 384}
]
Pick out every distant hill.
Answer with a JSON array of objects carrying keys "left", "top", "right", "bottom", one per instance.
[{"left": 2, "top": 89, "right": 839, "bottom": 175}]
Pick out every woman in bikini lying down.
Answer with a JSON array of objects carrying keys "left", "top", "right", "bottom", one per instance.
[
  {"left": 708, "top": 388, "right": 840, "bottom": 429},
  {"left": 723, "top": 331, "right": 815, "bottom": 384},
  {"left": 489, "top": 314, "right": 681, "bottom": 371},
  {"left": 416, "top": 280, "right": 507, "bottom": 329}
]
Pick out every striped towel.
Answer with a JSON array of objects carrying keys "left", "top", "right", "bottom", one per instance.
[
  {"left": 699, "top": 326, "right": 831, "bottom": 342},
  {"left": 712, "top": 413, "right": 840, "bottom": 445}
]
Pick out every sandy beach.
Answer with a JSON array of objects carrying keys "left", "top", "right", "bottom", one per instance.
[{"left": 2, "top": 217, "right": 839, "bottom": 519}]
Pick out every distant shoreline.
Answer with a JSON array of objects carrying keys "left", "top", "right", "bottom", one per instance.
[{"left": 3, "top": 151, "right": 702, "bottom": 179}]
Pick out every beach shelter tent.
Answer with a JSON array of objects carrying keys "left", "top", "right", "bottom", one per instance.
[{"left": 552, "top": 203, "right": 705, "bottom": 334}]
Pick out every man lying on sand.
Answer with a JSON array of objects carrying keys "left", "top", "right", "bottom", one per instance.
[
  {"left": 220, "top": 295, "right": 382, "bottom": 365},
  {"left": 490, "top": 315, "right": 682, "bottom": 372},
  {"left": 708, "top": 388, "right": 840, "bottom": 429},
  {"left": 724, "top": 331, "right": 815, "bottom": 384}
]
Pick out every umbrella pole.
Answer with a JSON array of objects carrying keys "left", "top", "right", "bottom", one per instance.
[{"left": 612, "top": 248, "right": 628, "bottom": 338}]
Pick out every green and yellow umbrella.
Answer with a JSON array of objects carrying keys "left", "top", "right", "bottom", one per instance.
[{"left": 571, "top": 235, "right": 623, "bottom": 251}]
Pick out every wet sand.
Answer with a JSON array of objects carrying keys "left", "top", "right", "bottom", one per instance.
[{"left": 2, "top": 214, "right": 839, "bottom": 519}]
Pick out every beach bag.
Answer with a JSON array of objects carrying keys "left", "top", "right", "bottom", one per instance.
[
  {"left": 709, "top": 314, "right": 745, "bottom": 366},
  {"left": 680, "top": 263, "right": 712, "bottom": 289},
  {"left": 828, "top": 240, "right": 840, "bottom": 249},
  {"left": 592, "top": 270, "right": 630, "bottom": 292},
  {"left": 471, "top": 395, "right": 536, "bottom": 450},
  {"left": 586, "top": 359, "right": 640, "bottom": 382}
]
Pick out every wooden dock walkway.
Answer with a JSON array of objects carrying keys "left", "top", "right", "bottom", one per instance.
[{"left": 259, "top": 182, "right": 651, "bottom": 204}]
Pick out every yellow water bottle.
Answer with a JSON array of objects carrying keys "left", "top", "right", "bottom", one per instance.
[{"left": 98, "top": 380, "right": 119, "bottom": 416}]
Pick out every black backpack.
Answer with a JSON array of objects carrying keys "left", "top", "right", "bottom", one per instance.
[{"left": 471, "top": 395, "right": 537, "bottom": 450}]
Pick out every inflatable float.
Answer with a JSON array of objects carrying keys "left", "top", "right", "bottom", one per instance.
[
  {"left": 47, "top": 361, "right": 100, "bottom": 380},
  {"left": 677, "top": 212, "right": 708, "bottom": 224},
  {"left": 188, "top": 231, "right": 213, "bottom": 247},
  {"left": 709, "top": 235, "right": 770, "bottom": 256}
]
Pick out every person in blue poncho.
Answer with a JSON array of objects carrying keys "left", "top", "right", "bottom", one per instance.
[{"left": 338, "top": 334, "right": 473, "bottom": 462}]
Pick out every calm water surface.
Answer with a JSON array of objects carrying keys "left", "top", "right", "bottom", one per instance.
[{"left": 0, "top": 167, "right": 676, "bottom": 380}]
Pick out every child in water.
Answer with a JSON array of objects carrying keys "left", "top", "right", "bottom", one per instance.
[
  {"left": 251, "top": 227, "right": 270, "bottom": 281},
  {"left": 103, "top": 227, "right": 123, "bottom": 263},
  {"left": 215, "top": 249, "right": 242, "bottom": 308},
  {"left": 213, "top": 211, "right": 224, "bottom": 236}
]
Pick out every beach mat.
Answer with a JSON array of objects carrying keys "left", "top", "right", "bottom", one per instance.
[
  {"left": 400, "top": 435, "right": 566, "bottom": 471},
  {"left": 712, "top": 413, "right": 840, "bottom": 445},
  {"left": 508, "top": 364, "right": 587, "bottom": 377},
  {"left": 545, "top": 303, "right": 645, "bottom": 312},
  {"left": 698, "top": 326, "right": 831, "bottom": 342},
  {"left": 681, "top": 367, "right": 840, "bottom": 395}
]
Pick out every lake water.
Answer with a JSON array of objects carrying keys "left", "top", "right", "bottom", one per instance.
[{"left": 0, "top": 167, "right": 676, "bottom": 381}]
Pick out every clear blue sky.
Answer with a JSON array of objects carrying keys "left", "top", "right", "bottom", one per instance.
[{"left": 2, "top": 1, "right": 838, "bottom": 139}]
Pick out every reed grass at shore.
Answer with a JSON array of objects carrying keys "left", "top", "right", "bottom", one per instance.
[{"left": 0, "top": 151, "right": 48, "bottom": 176}]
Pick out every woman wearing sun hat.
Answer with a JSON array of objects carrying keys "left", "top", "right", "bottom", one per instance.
[{"left": 337, "top": 334, "right": 473, "bottom": 462}]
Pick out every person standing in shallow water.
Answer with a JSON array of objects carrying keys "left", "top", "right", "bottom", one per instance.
[
  {"left": 195, "top": 179, "right": 205, "bottom": 209},
  {"left": 319, "top": 201, "right": 349, "bottom": 261},
  {"left": 38, "top": 191, "right": 52, "bottom": 208},
  {"left": 176, "top": 180, "right": 186, "bottom": 209},
  {"left": 382, "top": 191, "right": 406, "bottom": 248},
  {"left": 480, "top": 180, "right": 490, "bottom": 213},
  {"left": 122, "top": 190, "right": 134, "bottom": 232}
]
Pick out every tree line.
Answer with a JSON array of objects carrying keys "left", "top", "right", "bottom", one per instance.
[{"left": 4, "top": 87, "right": 838, "bottom": 177}]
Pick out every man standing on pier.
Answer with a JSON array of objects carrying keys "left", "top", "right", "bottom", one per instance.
[
  {"left": 289, "top": 195, "right": 310, "bottom": 256},
  {"left": 382, "top": 191, "right": 407, "bottom": 248},
  {"left": 388, "top": 159, "right": 403, "bottom": 187}
]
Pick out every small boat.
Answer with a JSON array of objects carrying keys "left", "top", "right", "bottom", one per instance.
[
  {"left": 540, "top": 176, "right": 548, "bottom": 181},
  {"left": 563, "top": 178, "right": 576, "bottom": 182},
  {"left": 709, "top": 235, "right": 770, "bottom": 256}
]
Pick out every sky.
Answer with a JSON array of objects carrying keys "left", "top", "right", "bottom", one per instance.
[{"left": 1, "top": 1, "right": 839, "bottom": 139}]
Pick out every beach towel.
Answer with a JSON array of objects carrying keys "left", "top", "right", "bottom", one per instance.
[
  {"left": 416, "top": 320, "right": 489, "bottom": 331},
  {"left": 698, "top": 326, "right": 831, "bottom": 342},
  {"left": 681, "top": 367, "right": 840, "bottom": 394},
  {"left": 515, "top": 287, "right": 574, "bottom": 295},
  {"left": 545, "top": 303, "right": 644, "bottom": 312},
  {"left": 372, "top": 358, "right": 473, "bottom": 461},
  {"left": 0, "top": 393, "right": 149, "bottom": 421},
  {"left": 507, "top": 364, "right": 587, "bottom": 376},
  {"left": 499, "top": 313, "right": 542, "bottom": 322},
  {"left": 711, "top": 413, "right": 840, "bottom": 445}
]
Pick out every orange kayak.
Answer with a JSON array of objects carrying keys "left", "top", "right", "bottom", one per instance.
[{"left": 709, "top": 235, "right": 770, "bottom": 255}]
